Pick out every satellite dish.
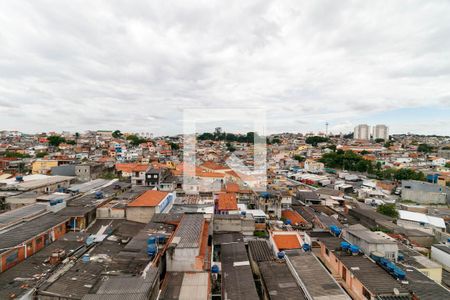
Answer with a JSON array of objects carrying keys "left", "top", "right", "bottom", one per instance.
[{"left": 393, "top": 288, "right": 399, "bottom": 295}]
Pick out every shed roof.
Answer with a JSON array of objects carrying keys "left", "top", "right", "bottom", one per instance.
[{"left": 127, "top": 190, "right": 169, "bottom": 207}]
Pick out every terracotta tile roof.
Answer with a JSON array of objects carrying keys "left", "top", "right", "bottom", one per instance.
[
  {"left": 273, "top": 234, "right": 301, "bottom": 250},
  {"left": 172, "top": 164, "right": 224, "bottom": 178},
  {"left": 217, "top": 193, "right": 238, "bottom": 211},
  {"left": 200, "top": 161, "right": 229, "bottom": 171},
  {"left": 127, "top": 190, "right": 169, "bottom": 207},
  {"left": 115, "top": 163, "right": 149, "bottom": 173},
  {"left": 282, "top": 210, "right": 308, "bottom": 226},
  {"left": 225, "top": 183, "right": 240, "bottom": 193}
]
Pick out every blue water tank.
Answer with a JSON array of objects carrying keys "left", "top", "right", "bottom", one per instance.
[
  {"left": 240, "top": 211, "right": 247, "bottom": 217},
  {"left": 387, "top": 262, "right": 396, "bottom": 272},
  {"left": 303, "top": 243, "right": 311, "bottom": 251},
  {"left": 397, "top": 253, "right": 404, "bottom": 261},
  {"left": 285, "top": 219, "right": 292, "bottom": 225},
  {"left": 15, "top": 176, "right": 23, "bottom": 182},
  {"left": 341, "top": 241, "right": 350, "bottom": 250},
  {"left": 393, "top": 267, "right": 406, "bottom": 280},
  {"left": 86, "top": 235, "right": 95, "bottom": 245},
  {"left": 330, "top": 225, "right": 342, "bottom": 236},
  {"left": 350, "top": 245, "right": 359, "bottom": 254},
  {"left": 82, "top": 254, "right": 90, "bottom": 263},
  {"left": 49, "top": 200, "right": 58, "bottom": 206},
  {"left": 211, "top": 265, "right": 220, "bottom": 274},
  {"left": 157, "top": 235, "right": 166, "bottom": 244},
  {"left": 95, "top": 191, "right": 103, "bottom": 199},
  {"left": 260, "top": 192, "right": 270, "bottom": 199},
  {"left": 147, "top": 236, "right": 157, "bottom": 257},
  {"left": 277, "top": 251, "right": 285, "bottom": 259}
]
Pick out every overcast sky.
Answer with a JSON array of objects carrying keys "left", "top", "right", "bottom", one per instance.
[{"left": 1, "top": 1, "right": 450, "bottom": 135}]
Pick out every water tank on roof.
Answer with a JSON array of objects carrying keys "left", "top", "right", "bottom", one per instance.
[
  {"left": 329, "top": 225, "right": 341, "bottom": 237},
  {"left": 82, "top": 254, "right": 90, "bottom": 263},
  {"left": 387, "top": 262, "right": 396, "bottom": 272},
  {"left": 49, "top": 200, "right": 58, "bottom": 206},
  {"left": 397, "top": 253, "right": 404, "bottom": 261},
  {"left": 370, "top": 251, "right": 383, "bottom": 263},
  {"left": 350, "top": 245, "right": 359, "bottom": 255},
  {"left": 15, "top": 176, "right": 23, "bottom": 182},
  {"left": 393, "top": 267, "right": 406, "bottom": 280},
  {"left": 285, "top": 219, "right": 292, "bottom": 225},
  {"left": 95, "top": 191, "right": 103, "bottom": 199},
  {"left": 157, "top": 234, "right": 166, "bottom": 244},
  {"left": 341, "top": 241, "right": 350, "bottom": 251},
  {"left": 260, "top": 192, "right": 270, "bottom": 199},
  {"left": 303, "top": 243, "right": 311, "bottom": 252},
  {"left": 240, "top": 211, "right": 247, "bottom": 217},
  {"left": 277, "top": 251, "right": 285, "bottom": 259},
  {"left": 147, "top": 236, "right": 157, "bottom": 257},
  {"left": 211, "top": 265, "right": 220, "bottom": 274}
]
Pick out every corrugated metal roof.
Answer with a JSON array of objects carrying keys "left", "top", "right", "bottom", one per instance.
[
  {"left": 0, "top": 213, "right": 69, "bottom": 254},
  {"left": 259, "top": 260, "right": 306, "bottom": 300},
  {"left": 221, "top": 242, "right": 259, "bottom": 300},
  {"left": 287, "top": 251, "right": 350, "bottom": 300},
  {"left": 173, "top": 214, "right": 204, "bottom": 248},
  {"left": 248, "top": 240, "right": 274, "bottom": 262}
]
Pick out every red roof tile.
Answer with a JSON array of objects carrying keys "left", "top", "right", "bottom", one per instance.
[
  {"left": 217, "top": 193, "right": 238, "bottom": 211},
  {"left": 127, "top": 190, "right": 169, "bottom": 207},
  {"left": 273, "top": 234, "right": 301, "bottom": 250}
]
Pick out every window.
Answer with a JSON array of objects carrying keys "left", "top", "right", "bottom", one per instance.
[
  {"left": 362, "top": 287, "right": 371, "bottom": 299},
  {"left": 342, "top": 266, "right": 347, "bottom": 281}
]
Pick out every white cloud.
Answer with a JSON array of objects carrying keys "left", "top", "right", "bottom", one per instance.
[{"left": 0, "top": 0, "right": 449, "bottom": 135}]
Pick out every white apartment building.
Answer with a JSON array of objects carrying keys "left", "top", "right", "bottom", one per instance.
[
  {"left": 373, "top": 124, "right": 389, "bottom": 140},
  {"left": 354, "top": 124, "right": 370, "bottom": 140}
]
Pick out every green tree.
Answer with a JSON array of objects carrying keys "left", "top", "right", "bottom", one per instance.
[
  {"left": 445, "top": 162, "right": 450, "bottom": 168},
  {"left": 48, "top": 136, "right": 66, "bottom": 147},
  {"left": 377, "top": 204, "right": 399, "bottom": 218},
  {"left": 3, "top": 151, "right": 31, "bottom": 158},
  {"left": 418, "top": 144, "right": 432, "bottom": 153},
  {"left": 112, "top": 130, "right": 123, "bottom": 139},
  {"left": 226, "top": 142, "right": 236, "bottom": 152},
  {"left": 305, "top": 136, "right": 329, "bottom": 146},
  {"left": 36, "top": 152, "right": 48, "bottom": 158},
  {"left": 126, "top": 135, "right": 147, "bottom": 146},
  {"left": 293, "top": 155, "right": 305, "bottom": 162},
  {"left": 169, "top": 142, "right": 180, "bottom": 150}
]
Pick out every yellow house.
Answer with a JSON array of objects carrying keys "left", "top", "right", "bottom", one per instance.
[{"left": 32, "top": 160, "right": 60, "bottom": 174}]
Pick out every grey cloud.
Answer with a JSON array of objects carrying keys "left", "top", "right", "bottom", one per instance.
[{"left": 0, "top": 0, "right": 449, "bottom": 134}]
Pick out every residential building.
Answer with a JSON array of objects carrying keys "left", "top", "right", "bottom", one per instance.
[
  {"left": 353, "top": 124, "right": 370, "bottom": 140},
  {"left": 342, "top": 224, "right": 398, "bottom": 261},
  {"left": 126, "top": 190, "right": 174, "bottom": 223},
  {"left": 401, "top": 180, "right": 450, "bottom": 205},
  {"left": 372, "top": 124, "right": 389, "bottom": 141}
]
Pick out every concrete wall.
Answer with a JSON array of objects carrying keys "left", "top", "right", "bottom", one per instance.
[
  {"left": 0, "top": 222, "right": 66, "bottom": 273},
  {"left": 431, "top": 246, "right": 450, "bottom": 272},
  {"left": 213, "top": 217, "right": 255, "bottom": 235},
  {"left": 97, "top": 207, "right": 125, "bottom": 219},
  {"left": 126, "top": 207, "right": 155, "bottom": 223},
  {"left": 402, "top": 180, "right": 449, "bottom": 204},
  {"left": 318, "top": 244, "right": 372, "bottom": 300},
  {"left": 343, "top": 232, "right": 398, "bottom": 261},
  {"left": 166, "top": 247, "right": 200, "bottom": 272}
]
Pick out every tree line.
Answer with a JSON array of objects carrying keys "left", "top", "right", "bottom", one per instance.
[{"left": 320, "top": 150, "right": 425, "bottom": 181}]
